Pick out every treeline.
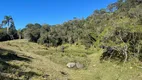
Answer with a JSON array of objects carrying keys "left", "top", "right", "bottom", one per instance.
[
  {"left": 22, "top": 19, "right": 87, "bottom": 46},
  {"left": 1, "top": 0, "right": 142, "bottom": 62}
]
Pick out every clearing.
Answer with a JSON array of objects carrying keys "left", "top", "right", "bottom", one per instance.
[{"left": 0, "top": 39, "right": 142, "bottom": 80}]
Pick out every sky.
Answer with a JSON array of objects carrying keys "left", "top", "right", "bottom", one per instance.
[{"left": 0, "top": 0, "right": 117, "bottom": 29}]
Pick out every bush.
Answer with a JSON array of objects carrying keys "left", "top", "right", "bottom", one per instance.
[{"left": 0, "top": 29, "right": 10, "bottom": 41}]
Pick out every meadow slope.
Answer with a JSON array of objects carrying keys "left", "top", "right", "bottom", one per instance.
[{"left": 0, "top": 39, "right": 142, "bottom": 80}]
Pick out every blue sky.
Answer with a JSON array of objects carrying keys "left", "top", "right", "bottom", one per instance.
[{"left": 0, "top": 0, "right": 116, "bottom": 29}]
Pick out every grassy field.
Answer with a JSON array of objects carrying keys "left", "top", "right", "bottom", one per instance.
[{"left": 0, "top": 39, "right": 142, "bottom": 80}]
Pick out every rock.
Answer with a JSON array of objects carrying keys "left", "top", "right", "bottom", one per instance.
[
  {"left": 76, "top": 62, "right": 84, "bottom": 69},
  {"left": 66, "top": 62, "right": 76, "bottom": 68}
]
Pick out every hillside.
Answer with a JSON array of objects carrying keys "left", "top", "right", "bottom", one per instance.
[
  {"left": 0, "top": 1, "right": 142, "bottom": 80},
  {"left": 0, "top": 1, "right": 142, "bottom": 62},
  {"left": 0, "top": 40, "right": 142, "bottom": 80}
]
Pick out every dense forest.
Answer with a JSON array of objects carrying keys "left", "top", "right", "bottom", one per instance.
[{"left": 1, "top": 0, "right": 142, "bottom": 62}]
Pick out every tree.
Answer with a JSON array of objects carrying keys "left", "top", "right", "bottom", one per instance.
[
  {"left": 2, "top": 16, "right": 14, "bottom": 34},
  {"left": 100, "top": 9, "right": 106, "bottom": 14},
  {"left": 23, "top": 23, "right": 41, "bottom": 42},
  {"left": 9, "top": 23, "right": 18, "bottom": 39},
  {"left": 40, "top": 24, "right": 50, "bottom": 36},
  {"left": 107, "top": 3, "right": 117, "bottom": 12},
  {"left": 93, "top": 10, "right": 100, "bottom": 15},
  {"left": 116, "top": 0, "right": 124, "bottom": 9},
  {"left": 37, "top": 24, "right": 50, "bottom": 44}
]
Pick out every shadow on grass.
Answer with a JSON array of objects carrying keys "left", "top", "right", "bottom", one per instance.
[
  {"left": 0, "top": 48, "right": 30, "bottom": 61},
  {"left": 0, "top": 48, "right": 40, "bottom": 80},
  {"left": 0, "top": 75, "right": 19, "bottom": 80}
]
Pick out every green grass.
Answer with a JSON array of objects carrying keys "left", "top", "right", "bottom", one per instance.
[{"left": 0, "top": 39, "right": 142, "bottom": 80}]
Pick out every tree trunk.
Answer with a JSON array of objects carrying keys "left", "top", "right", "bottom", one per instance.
[
  {"left": 7, "top": 26, "right": 9, "bottom": 34},
  {"left": 119, "top": 33, "right": 128, "bottom": 63},
  {"left": 7, "top": 22, "right": 9, "bottom": 34}
]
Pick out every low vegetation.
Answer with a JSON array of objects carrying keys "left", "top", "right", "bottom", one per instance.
[
  {"left": 0, "top": 0, "right": 142, "bottom": 80},
  {"left": 0, "top": 40, "right": 142, "bottom": 80}
]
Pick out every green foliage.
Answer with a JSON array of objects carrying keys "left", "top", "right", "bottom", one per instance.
[
  {"left": 23, "top": 23, "right": 41, "bottom": 42},
  {"left": 20, "top": 0, "right": 142, "bottom": 62},
  {"left": 1, "top": 16, "right": 14, "bottom": 34}
]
